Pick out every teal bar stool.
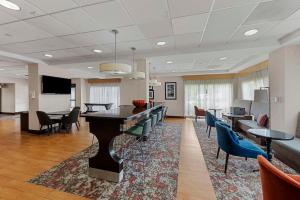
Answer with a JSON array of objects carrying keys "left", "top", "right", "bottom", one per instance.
[{"left": 123, "top": 118, "right": 152, "bottom": 162}]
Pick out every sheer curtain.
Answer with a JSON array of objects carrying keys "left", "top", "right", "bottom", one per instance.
[
  {"left": 89, "top": 84, "right": 120, "bottom": 111},
  {"left": 184, "top": 79, "right": 234, "bottom": 116},
  {"left": 239, "top": 69, "right": 269, "bottom": 100}
]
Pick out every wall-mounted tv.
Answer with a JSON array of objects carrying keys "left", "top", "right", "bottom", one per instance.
[{"left": 41, "top": 75, "right": 71, "bottom": 94}]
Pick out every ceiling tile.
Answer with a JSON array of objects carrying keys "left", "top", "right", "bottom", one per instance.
[
  {"left": 213, "top": 0, "right": 261, "bottom": 10},
  {"left": 172, "top": 13, "right": 208, "bottom": 35},
  {"left": 73, "top": 0, "right": 109, "bottom": 6},
  {"left": 25, "top": 0, "right": 78, "bottom": 13},
  {"left": 0, "top": 0, "right": 44, "bottom": 20},
  {"left": 116, "top": 26, "right": 145, "bottom": 42},
  {"left": 244, "top": 0, "right": 300, "bottom": 25},
  {"left": 51, "top": 8, "right": 99, "bottom": 32},
  {"left": 201, "top": 4, "right": 257, "bottom": 45},
  {"left": 168, "top": 0, "right": 213, "bottom": 18},
  {"left": 175, "top": 32, "right": 202, "bottom": 48},
  {"left": 25, "top": 15, "right": 76, "bottom": 36},
  {"left": 0, "top": 21, "right": 52, "bottom": 45},
  {"left": 121, "top": 0, "right": 169, "bottom": 24},
  {"left": 138, "top": 19, "right": 173, "bottom": 38},
  {"left": 107, "top": 40, "right": 152, "bottom": 52},
  {"left": 263, "top": 18, "right": 300, "bottom": 39},
  {"left": 0, "top": 11, "right": 17, "bottom": 25},
  {"left": 231, "top": 21, "right": 279, "bottom": 42},
  {"left": 0, "top": 37, "right": 77, "bottom": 54},
  {"left": 82, "top": 1, "right": 134, "bottom": 29}
]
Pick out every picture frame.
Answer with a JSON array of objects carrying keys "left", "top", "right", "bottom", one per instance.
[
  {"left": 165, "top": 82, "right": 177, "bottom": 100},
  {"left": 149, "top": 89, "right": 154, "bottom": 100}
]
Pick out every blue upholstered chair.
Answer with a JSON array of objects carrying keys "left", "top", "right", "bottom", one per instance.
[
  {"left": 205, "top": 111, "right": 219, "bottom": 138},
  {"left": 215, "top": 121, "right": 268, "bottom": 173}
]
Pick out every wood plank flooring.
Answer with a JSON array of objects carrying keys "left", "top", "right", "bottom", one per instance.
[{"left": 0, "top": 117, "right": 215, "bottom": 200}]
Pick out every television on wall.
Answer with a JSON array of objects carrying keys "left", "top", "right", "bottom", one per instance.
[{"left": 41, "top": 75, "right": 71, "bottom": 94}]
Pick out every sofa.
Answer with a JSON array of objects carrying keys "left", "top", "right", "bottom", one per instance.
[
  {"left": 272, "top": 113, "right": 300, "bottom": 172},
  {"left": 238, "top": 101, "right": 269, "bottom": 145}
]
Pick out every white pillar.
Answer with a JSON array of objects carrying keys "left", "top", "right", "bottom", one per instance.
[
  {"left": 269, "top": 45, "right": 300, "bottom": 134},
  {"left": 28, "top": 63, "right": 40, "bottom": 130}
]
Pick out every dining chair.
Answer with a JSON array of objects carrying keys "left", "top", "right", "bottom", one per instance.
[
  {"left": 205, "top": 111, "right": 219, "bottom": 138},
  {"left": 63, "top": 108, "right": 80, "bottom": 132},
  {"left": 73, "top": 106, "right": 81, "bottom": 127},
  {"left": 36, "top": 111, "right": 62, "bottom": 134},
  {"left": 258, "top": 155, "right": 300, "bottom": 200},
  {"left": 194, "top": 106, "right": 205, "bottom": 122},
  {"left": 215, "top": 121, "right": 267, "bottom": 173}
]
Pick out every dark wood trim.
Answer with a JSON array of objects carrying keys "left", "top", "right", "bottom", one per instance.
[
  {"left": 166, "top": 115, "right": 186, "bottom": 119},
  {"left": 0, "top": 112, "right": 21, "bottom": 115}
]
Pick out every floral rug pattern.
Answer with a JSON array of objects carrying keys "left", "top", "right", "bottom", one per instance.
[
  {"left": 193, "top": 120, "right": 297, "bottom": 200},
  {"left": 29, "top": 123, "right": 182, "bottom": 200}
]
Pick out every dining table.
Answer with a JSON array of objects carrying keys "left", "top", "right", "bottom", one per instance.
[
  {"left": 47, "top": 110, "right": 71, "bottom": 130},
  {"left": 248, "top": 129, "right": 294, "bottom": 161}
]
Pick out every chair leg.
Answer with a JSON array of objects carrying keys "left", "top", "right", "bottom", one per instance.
[
  {"left": 208, "top": 126, "right": 211, "bottom": 138},
  {"left": 216, "top": 146, "right": 220, "bottom": 159},
  {"left": 75, "top": 122, "right": 79, "bottom": 131},
  {"left": 224, "top": 153, "right": 229, "bottom": 173},
  {"left": 245, "top": 157, "right": 247, "bottom": 161},
  {"left": 195, "top": 116, "right": 197, "bottom": 122},
  {"left": 206, "top": 125, "right": 209, "bottom": 133}
]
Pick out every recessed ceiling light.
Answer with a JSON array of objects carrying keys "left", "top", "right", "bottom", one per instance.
[
  {"left": 0, "top": 69, "right": 4, "bottom": 71},
  {"left": 244, "top": 29, "right": 258, "bottom": 36},
  {"left": 93, "top": 49, "right": 102, "bottom": 53},
  {"left": 156, "top": 41, "right": 166, "bottom": 46},
  {"left": 166, "top": 61, "right": 173, "bottom": 64},
  {"left": 44, "top": 54, "right": 53, "bottom": 58},
  {"left": 88, "top": 67, "right": 93, "bottom": 69},
  {"left": 219, "top": 57, "right": 227, "bottom": 60},
  {"left": 172, "top": 70, "right": 176, "bottom": 73},
  {"left": 0, "top": 0, "right": 21, "bottom": 11}
]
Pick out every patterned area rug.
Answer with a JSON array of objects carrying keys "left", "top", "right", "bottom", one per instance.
[
  {"left": 193, "top": 120, "right": 297, "bottom": 200},
  {"left": 29, "top": 123, "right": 182, "bottom": 200}
]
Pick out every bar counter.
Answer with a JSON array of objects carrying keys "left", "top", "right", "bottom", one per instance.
[{"left": 82, "top": 102, "right": 164, "bottom": 182}]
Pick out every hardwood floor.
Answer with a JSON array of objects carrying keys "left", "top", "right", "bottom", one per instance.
[{"left": 0, "top": 117, "right": 215, "bottom": 200}]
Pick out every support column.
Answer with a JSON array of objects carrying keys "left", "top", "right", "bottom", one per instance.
[
  {"left": 269, "top": 45, "right": 300, "bottom": 134},
  {"left": 28, "top": 63, "right": 40, "bottom": 130}
]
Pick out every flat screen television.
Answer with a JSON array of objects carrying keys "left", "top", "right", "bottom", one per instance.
[{"left": 41, "top": 75, "right": 71, "bottom": 94}]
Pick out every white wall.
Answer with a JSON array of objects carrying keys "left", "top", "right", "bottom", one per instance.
[
  {"left": 269, "top": 45, "right": 300, "bottom": 134},
  {"left": 0, "top": 77, "right": 28, "bottom": 113},
  {"left": 152, "top": 76, "right": 184, "bottom": 117},
  {"left": 28, "top": 64, "right": 72, "bottom": 130},
  {"left": 1, "top": 83, "right": 15, "bottom": 113},
  {"left": 120, "top": 59, "right": 149, "bottom": 104}
]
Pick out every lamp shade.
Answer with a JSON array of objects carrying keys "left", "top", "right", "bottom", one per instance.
[
  {"left": 149, "top": 79, "right": 162, "bottom": 86},
  {"left": 99, "top": 63, "right": 131, "bottom": 75},
  {"left": 127, "top": 71, "right": 146, "bottom": 80}
]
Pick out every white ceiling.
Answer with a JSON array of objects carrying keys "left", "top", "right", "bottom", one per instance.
[{"left": 0, "top": 0, "right": 299, "bottom": 78}]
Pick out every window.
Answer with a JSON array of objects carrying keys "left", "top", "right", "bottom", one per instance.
[
  {"left": 70, "top": 84, "right": 76, "bottom": 109},
  {"left": 89, "top": 84, "right": 120, "bottom": 111},
  {"left": 239, "top": 69, "right": 269, "bottom": 100},
  {"left": 184, "top": 79, "right": 233, "bottom": 116}
]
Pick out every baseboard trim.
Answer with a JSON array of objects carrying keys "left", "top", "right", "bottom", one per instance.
[
  {"left": 166, "top": 115, "right": 186, "bottom": 119},
  {"left": 0, "top": 112, "right": 21, "bottom": 115}
]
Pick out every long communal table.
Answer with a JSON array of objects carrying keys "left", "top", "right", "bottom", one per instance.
[{"left": 82, "top": 102, "right": 164, "bottom": 182}]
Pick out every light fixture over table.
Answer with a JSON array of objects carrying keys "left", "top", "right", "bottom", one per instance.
[
  {"left": 99, "top": 30, "right": 131, "bottom": 75},
  {"left": 126, "top": 47, "right": 145, "bottom": 80}
]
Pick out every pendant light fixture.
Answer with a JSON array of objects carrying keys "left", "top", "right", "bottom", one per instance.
[
  {"left": 149, "top": 62, "right": 161, "bottom": 86},
  {"left": 127, "top": 47, "right": 145, "bottom": 80},
  {"left": 99, "top": 30, "right": 131, "bottom": 75}
]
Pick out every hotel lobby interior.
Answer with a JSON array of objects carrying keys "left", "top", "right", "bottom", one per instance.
[{"left": 0, "top": 0, "right": 300, "bottom": 199}]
